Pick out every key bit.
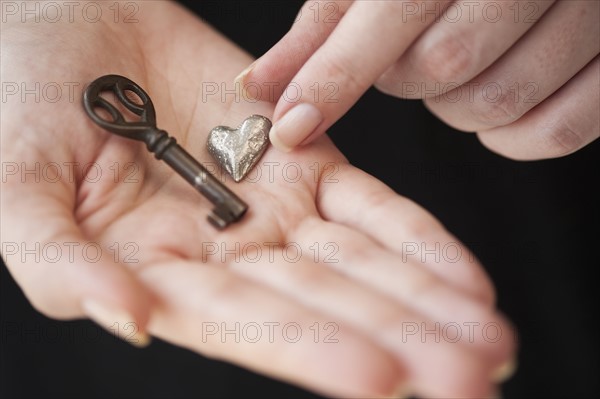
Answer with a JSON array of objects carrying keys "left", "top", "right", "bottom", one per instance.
[{"left": 82, "top": 74, "right": 247, "bottom": 229}]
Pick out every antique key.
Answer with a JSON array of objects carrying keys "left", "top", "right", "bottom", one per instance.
[{"left": 82, "top": 74, "right": 248, "bottom": 229}]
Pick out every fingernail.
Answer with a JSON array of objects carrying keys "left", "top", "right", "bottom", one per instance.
[
  {"left": 82, "top": 298, "right": 151, "bottom": 348},
  {"left": 234, "top": 60, "right": 257, "bottom": 101},
  {"left": 269, "top": 103, "right": 323, "bottom": 152},
  {"left": 492, "top": 359, "right": 517, "bottom": 383}
]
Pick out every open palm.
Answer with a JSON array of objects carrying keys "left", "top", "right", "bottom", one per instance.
[{"left": 1, "top": 2, "right": 514, "bottom": 397}]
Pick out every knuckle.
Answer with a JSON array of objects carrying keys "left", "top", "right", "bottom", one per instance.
[
  {"left": 472, "top": 86, "right": 525, "bottom": 127},
  {"left": 419, "top": 35, "right": 475, "bottom": 85},
  {"left": 318, "top": 50, "right": 368, "bottom": 96}
]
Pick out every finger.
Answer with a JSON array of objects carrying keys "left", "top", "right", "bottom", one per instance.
[
  {"left": 477, "top": 56, "right": 600, "bottom": 160},
  {"left": 425, "top": 0, "right": 600, "bottom": 132},
  {"left": 293, "top": 220, "right": 514, "bottom": 364},
  {"left": 377, "top": 0, "right": 555, "bottom": 98},
  {"left": 0, "top": 149, "right": 152, "bottom": 346},
  {"left": 317, "top": 163, "right": 496, "bottom": 305},
  {"left": 268, "top": 0, "right": 450, "bottom": 152},
  {"left": 138, "top": 260, "right": 403, "bottom": 398},
  {"left": 228, "top": 233, "right": 502, "bottom": 398},
  {"left": 235, "top": 1, "right": 353, "bottom": 103}
]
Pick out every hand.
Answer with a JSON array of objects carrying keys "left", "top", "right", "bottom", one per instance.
[
  {"left": 241, "top": 0, "right": 599, "bottom": 159},
  {"left": 1, "top": 2, "right": 514, "bottom": 397}
]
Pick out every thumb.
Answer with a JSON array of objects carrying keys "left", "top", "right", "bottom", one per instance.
[{"left": 1, "top": 158, "right": 153, "bottom": 347}]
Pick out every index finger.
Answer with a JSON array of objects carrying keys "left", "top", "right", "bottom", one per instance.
[{"left": 265, "top": 0, "right": 450, "bottom": 151}]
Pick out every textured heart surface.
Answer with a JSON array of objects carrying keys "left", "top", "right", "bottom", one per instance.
[{"left": 207, "top": 115, "right": 271, "bottom": 182}]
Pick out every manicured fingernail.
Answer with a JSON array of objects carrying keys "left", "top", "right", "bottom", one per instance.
[
  {"left": 492, "top": 359, "right": 517, "bottom": 383},
  {"left": 269, "top": 103, "right": 323, "bottom": 152},
  {"left": 234, "top": 60, "right": 257, "bottom": 101},
  {"left": 82, "top": 299, "right": 151, "bottom": 348}
]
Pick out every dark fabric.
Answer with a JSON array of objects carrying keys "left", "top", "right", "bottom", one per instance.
[{"left": 1, "top": 1, "right": 598, "bottom": 397}]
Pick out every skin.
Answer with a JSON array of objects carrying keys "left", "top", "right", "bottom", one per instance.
[
  {"left": 243, "top": 0, "right": 600, "bottom": 160},
  {"left": 1, "top": 2, "right": 514, "bottom": 397}
]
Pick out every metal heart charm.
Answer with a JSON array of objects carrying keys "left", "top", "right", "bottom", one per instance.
[{"left": 207, "top": 115, "right": 271, "bottom": 182}]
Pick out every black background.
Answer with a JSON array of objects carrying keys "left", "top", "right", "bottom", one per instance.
[{"left": 1, "top": 1, "right": 598, "bottom": 398}]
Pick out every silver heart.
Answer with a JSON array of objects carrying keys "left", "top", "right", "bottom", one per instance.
[{"left": 207, "top": 115, "right": 271, "bottom": 182}]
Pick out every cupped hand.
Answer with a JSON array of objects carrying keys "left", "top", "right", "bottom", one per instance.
[
  {"left": 1, "top": 2, "right": 514, "bottom": 397},
  {"left": 242, "top": 0, "right": 599, "bottom": 160}
]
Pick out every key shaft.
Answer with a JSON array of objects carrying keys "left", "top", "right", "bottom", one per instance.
[{"left": 147, "top": 129, "right": 248, "bottom": 229}]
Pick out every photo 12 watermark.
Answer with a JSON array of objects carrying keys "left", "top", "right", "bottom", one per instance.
[
  {"left": 401, "top": 241, "right": 471, "bottom": 264},
  {"left": 1, "top": 1, "right": 140, "bottom": 24},
  {"left": 400, "top": 321, "right": 510, "bottom": 344},
  {"left": 1, "top": 161, "right": 141, "bottom": 184},
  {"left": 204, "top": 161, "right": 340, "bottom": 185},
  {"left": 1, "top": 241, "right": 140, "bottom": 264},
  {"left": 401, "top": 81, "right": 540, "bottom": 105},
  {"left": 398, "top": 1, "right": 543, "bottom": 24},
  {"left": 201, "top": 80, "right": 339, "bottom": 104},
  {"left": 1, "top": 81, "right": 80, "bottom": 103},
  {"left": 200, "top": 321, "right": 340, "bottom": 344},
  {"left": 200, "top": 241, "right": 339, "bottom": 264}
]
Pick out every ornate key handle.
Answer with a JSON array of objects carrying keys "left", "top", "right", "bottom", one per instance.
[
  {"left": 83, "top": 75, "right": 157, "bottom": 138},
  {"left": 82, "top": 74, "right": 170, "bottom": 155},
  {"left": 82, "top": 75, "right": 248, "bottom": 229}
]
